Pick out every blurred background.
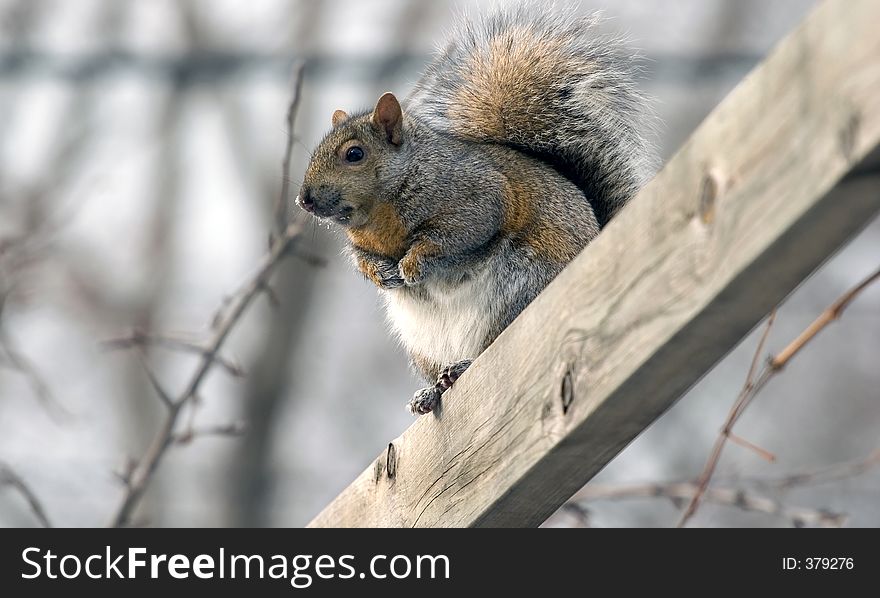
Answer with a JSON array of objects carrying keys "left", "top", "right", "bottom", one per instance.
[{"left": 1, "top": 0, "right": 877, "bottom": 528}]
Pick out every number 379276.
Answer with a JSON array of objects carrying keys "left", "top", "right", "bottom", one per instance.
[{"left": 783, "top": 557, "right": 854, "bottom": 570}]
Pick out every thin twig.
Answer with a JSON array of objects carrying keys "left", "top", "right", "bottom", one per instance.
[
  {"left": 570, "top": 449, "right": 880, "bottom": 527},
  {"left": 728, "top": 432, "right": 776, "bottom": 462},
  {"left": 272, "top": 60, "right": 305, "bottom": 241},
  {"left": 677, "top": 309, "right": 776, "bottom": 526},
  {"left": 113, "top": 456, "right": 137, "bottom": 488},
  {"left": 108, "top": 221, "right": 305, "bottom": 527},
  {"left": 258, "top": 281, "right": 281, "bottom": 310},
  {"left": 107, "top": 65, "right": 309, "bottom": 527},
  {"left": 770, "top": 266, "right": 880, "bottom": 369},
  {"left": 102, "top": 332, "right": 245, "bottom": 377},
  {"left": 135, "top": 351, "right": 174, "bottom": 410},
  {"left": 574, "top": 482, "right": 845, "bottom": 528},
  {"left": 0, "top": 327, "right": 68, "bottom": 420},
  {"left": 0, "top": 463, "right": 52, "bottom": 528},
  {"left": 678, "top": 266, "right": 880, "bottom": 527},
  {"left": 172, "top": 422, "right": 247, "bottom": 445},
  {"left": 752, "top": 449, "right": 880, "bottom": 490},
  {"left": 679, "top": 450, "right": 880, "bottom": 492}
]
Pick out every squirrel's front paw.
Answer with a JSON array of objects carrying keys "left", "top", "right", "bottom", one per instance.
[
  {"left": 358, "top": 255, "right": 404, "bottom": 289},
  {"left": 407, "top": 386, "right": 441, "bottom": 415},
  {"left": 374, "top": 259, "right": 405, "bottom": 289},
  {"left": 398, "top": 254, "right": 425, "bottom": 286}
]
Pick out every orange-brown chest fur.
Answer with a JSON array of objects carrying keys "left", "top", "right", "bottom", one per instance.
[{"left": 346, "top": 201, "right": 409, "bottom": 260}]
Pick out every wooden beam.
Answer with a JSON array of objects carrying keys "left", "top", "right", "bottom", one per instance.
[{"left": 309, "top": 0, "right": 880, "bottom": 527}]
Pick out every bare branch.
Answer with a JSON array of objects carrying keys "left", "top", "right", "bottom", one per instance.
[
  {"left": 574, "top": 482, "right": 845, "bottom": 528},
  {"left": 107, "top": 65, "right": 310, "bottom": 527},
  {"left": 727, "top": 432, "right": 776, "bottom": 463},
  {"left": 0, "top": 463, "right": 52, "bottom": 528},
  {"left": 108, "top": 222, "right": 307, "bottom": 527},
  {"left": 0, "top": 326, "right": 68, "bottom": 420},
  {"left": 770, "top": 266, "right": 880, "bottom": 369},
  {"left": 102, "top": 331, "right": 245, "bottom": 378},
  {"left": 677, "top": 309, "right": 776, "bottom": 527},
  {"left": 135, "top": 351, "right": 174, "bottom": 410},
  {"left": 753, "top": 449, "right": 880, "bottom": 490},
  {"left": 258, "top": 281, "right": 281, "bottom": 310},
  {"left": 113, "top": 456, "right": 138, "bottom": 488},
  {"left": 678, "top": 265, "right": 880, "bottom": 527},
  {"left": 172, "top": 422, "right": 247, "bottom": 445},
  {"left": 569, "top": 448, "right": 880, "bottom": 528},
  {"left": 272, "top": 60, "right": 305, "bottom": 241}
]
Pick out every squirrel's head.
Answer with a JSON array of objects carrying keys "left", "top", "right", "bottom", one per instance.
[{"left": 298, "top": 92, "right": 404, "bottom": 229}]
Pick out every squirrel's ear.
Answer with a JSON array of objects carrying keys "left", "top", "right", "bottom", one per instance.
[
  {"left": 332, "top": 109, "right": 349, "bottom": 127},
  {"left": 371, "top": 92, "right": 403, "bottom": 145}
]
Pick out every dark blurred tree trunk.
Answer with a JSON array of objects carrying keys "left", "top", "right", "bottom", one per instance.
[
  {"left": 184, "top": 0, "right": 330, "bottom": 527},
  {"left": 230, "top": 245, "right": 327, "bottom": 526}
]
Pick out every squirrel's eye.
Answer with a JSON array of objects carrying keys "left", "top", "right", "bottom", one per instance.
[{"left": 345, "top": 146, "right": 365, "bottom": 163}]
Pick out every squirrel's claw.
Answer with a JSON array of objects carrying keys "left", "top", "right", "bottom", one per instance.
[
  {"left": 377, "top": 273, "right": 405, "bottom": 289},
  {"left": 375, "top": 258, "right": 405, "bottom": 289},
  {"left": 360, "top": 256, "right": 405, "bottom": 289}
]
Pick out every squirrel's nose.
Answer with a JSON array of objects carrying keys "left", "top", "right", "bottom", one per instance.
[{"left": 298, "top": 187, "right": 315, "bottom": 212}]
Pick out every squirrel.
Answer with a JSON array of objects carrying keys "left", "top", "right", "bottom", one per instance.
[{"left": 297, "top": 6, "right": 654, "bottom": 415}]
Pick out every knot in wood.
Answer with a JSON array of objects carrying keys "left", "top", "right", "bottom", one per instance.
[
  {"left": 560, "top": 369, "right": 574, "bottom": 414},
  {"left": 385, "top": 442, "right": 397, "bottom": 479}
]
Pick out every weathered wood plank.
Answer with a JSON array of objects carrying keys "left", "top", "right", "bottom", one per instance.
[{"left": 309, "top": 0, "right": 880, "bottom": 527}]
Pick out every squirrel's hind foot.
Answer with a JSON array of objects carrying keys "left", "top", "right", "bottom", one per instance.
[
  {"left": 437, "top": 359, "right": 472, "bottom": 390},
  {"left": 407, "top": 386, "right": 442, "bottom": 415},
  {"left": 406, "top": 359, "right": 473, "bottom": 416}
]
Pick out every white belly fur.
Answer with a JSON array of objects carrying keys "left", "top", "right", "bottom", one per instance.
[{"left": 382, "top": 267, "right": 494, "bottom": 367}]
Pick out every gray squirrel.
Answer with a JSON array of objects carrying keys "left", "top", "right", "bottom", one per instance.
[{"left": 297, "top": 6, "right": 654, "bottom": 415}]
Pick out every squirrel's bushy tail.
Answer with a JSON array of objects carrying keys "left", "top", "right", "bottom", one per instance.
[{"left": 407, "top": 5, "right": 655, "bottom": 227}]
